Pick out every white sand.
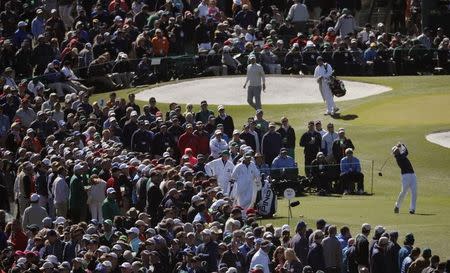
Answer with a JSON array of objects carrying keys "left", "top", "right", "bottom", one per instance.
[
  {"left": 426, "top": 131, "right": 450, "bottom": 149},
  {"left": 135, "top": 75, "right": 391, "bottom": 105}
]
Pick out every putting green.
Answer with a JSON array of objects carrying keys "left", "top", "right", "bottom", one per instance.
[{"left": 90, "top": 75, "right": 450, "bottom": 257}]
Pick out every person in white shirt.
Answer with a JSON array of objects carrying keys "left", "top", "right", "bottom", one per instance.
[
  {"left": 243, "top": 55, "right": 266, "bottom": 110},
  {"left": 197, "top": 0, "right": 209, "bottom": 18},
  {"left": 205, "top": 151, "right": 235, "bottom": 195},
  {"left": 249, "top": 240, "right": 271, "bottom": 273},
  {"left": 87, "top": 175, "right": 107, "bottom": 223},
  {"left": 27, "top": 79, "right": 45, "bottom": 96},
  {"left": 321, "top": 123, "right": 339, "bottom": 162},
  {"left": 230, "top": 153, "right": 260, "bottom": 210},
  {"left": 61, "top": 61, "right": 91, "bottom": 92},
  {"left": 314, "top": 56, "right": 338, "bottom": 115},
  {"left": 52, "top": 166, "right": 69, "bottom": 217},
  {"left": 210, "top": 130, "right": 229, "bottom": 158},
  {"left": 286, "top": 0, "right": 309, "bottom": 33}
]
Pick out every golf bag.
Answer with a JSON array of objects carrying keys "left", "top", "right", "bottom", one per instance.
[
  {"left": 257, "top": 178, "right": 277, "bottom": 217},
  {"left": 329, "top": 75, "right": 346, "bottom": 97}
]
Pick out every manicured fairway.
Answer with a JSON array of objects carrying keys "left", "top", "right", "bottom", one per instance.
[{"left": 91, "top": 75, "right": 450, "bottom": 256}]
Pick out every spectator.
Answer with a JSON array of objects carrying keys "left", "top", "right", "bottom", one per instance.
[
  {"left": 300, "top": 121, "right": 322, "bottom": 176},
  {"left": 261, "top": 122, "right": 282, "bottom": 166},
  {"left": 22, "top": 194, "right": 48, "bottom": 230},
  {"left": 286, "top": 0, "right": 309, "bottom": 34}
]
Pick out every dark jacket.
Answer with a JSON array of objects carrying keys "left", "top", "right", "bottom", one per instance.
[
  {"left": 300, "top": 131, "right": 322, "bottom": 157},
  {"left": 215, "top": 115, "right": 234, "bottom": 139},
  {"left": 43, "top": 239, "right": 66, "bottom": 262},
  {"left": 386, "top": 242, "right": 401, "bottom": 273},
  {"left": 290, "top": 233, "right": 309, "bottom": 265},
  {"left": 220, "top": 250, "right": 246, "bottom": 273},
  {"left": 196, "top": 241, "right": 219, "bottom": 272},
  {"left": 332, "top": 138, "right": 355, "bottom": 163},
  {"left": 261, "top": 131, "right": 282, "bottom": 159},
  {"left": 277, "top": 126, "right": 296, "bottom": 149},
  {"left": 370, "top": 244, "right": 387, "bottom": 273},
  {"left": 307, "top": 243, "right": 325, "bottom": 272},
  {"left": 355, "top": 234, "right": 369, "bottom": 266}
]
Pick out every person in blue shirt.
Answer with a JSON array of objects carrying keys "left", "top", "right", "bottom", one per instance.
[
  {"left": 271, "top": 148, "right": 296, "bottom": 169},
  {"left": 340, "top": 148, "right": 364, "bottom": 194}
]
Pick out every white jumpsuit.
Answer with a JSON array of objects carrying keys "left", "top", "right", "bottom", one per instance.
[
  {"left": 205, "top": 158, "right": 235, "bottom": 195},
  {"left": 230, "top": 161, "right": 261, "bottom": 210},
  {"left": 314, "top": 63, "right": 337, "bottom": 114}
]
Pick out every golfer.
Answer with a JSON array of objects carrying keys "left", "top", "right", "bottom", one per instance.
[
  {"left": 314, "top": 56, "right": 339, "bottom": 115},
  {"left": 392, "top": 143, "right": 417, "bottom": 214},
  {"left": 243, "top": 55, "right": 266, "bottom": 110}
]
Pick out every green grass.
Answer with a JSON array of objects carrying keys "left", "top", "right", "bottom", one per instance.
[{"left": 91, "top": 75, "right": 450, "bottom": 257}]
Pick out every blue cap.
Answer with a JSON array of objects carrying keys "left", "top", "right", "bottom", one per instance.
[{"left": 254, "top": 238, "right": 264, "bottom": 244}]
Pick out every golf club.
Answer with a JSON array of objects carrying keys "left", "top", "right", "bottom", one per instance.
[{"left": 378, "top": 155, "right": 391, "bottom": 176}]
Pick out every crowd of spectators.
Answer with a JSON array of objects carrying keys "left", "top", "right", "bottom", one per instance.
[
  {"left": 0, "top": 89, "right": 448, "bottom": 273},
  {"left": 1, "top": 0, "right": 450, "bottom": 94}
]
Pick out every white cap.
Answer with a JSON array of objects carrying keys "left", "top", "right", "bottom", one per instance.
[
  {"left": 112, "top": 244, "right": 122, "bottom": 251},
  {"left": 30, "top": 193, "right": 39, "bottom": 202},
  {"left": 106, "top": 187, "right": 116, "bottom": 194},
  {"left": 202, "top": 229, "right": 212, "bottom": 236},
  {"left": 53, "top": 216, "right": 66, "bottom": 225},
  {"left": 114, "top": 16, "right": 123, "bottom": 22},
  {"left": 126, "top": 227, "right": 139, "bottom": 235},
  {"left": 73, "top": 164, "right": 83, "bottom": 172},
  {"left": 119, "top": 262, "right": 132, "bottom": 269},
  {"left": 281, "top": 224, "right": 290, "bottom": 232},
  {"left": 191, "top": 195, "right": 204, "bottom": 203},
  {"left": 102, "top": 261, "right": 112, "bottom": 267},
  {"left": 130, "top": 111, "right": 138, "bottom": 117},
  {"left": 17, "top": 21, "right": 27, "bottom": 27},
  {"left": 46, "top": 255, "right": 59, "bottom": 265},
  {"left": 119, "top": 163, "right": 128, "bottom": 170},
  {"left": 40, "top": 262, "right": 54, "bottom": 270}
]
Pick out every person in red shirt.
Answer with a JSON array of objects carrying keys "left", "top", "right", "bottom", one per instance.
[
  {"left": 106, "top": 167, "right": 122, "bottom": 205},
  {"left": 178, "top": 124, "right": 199, "bottom": 157},
  {"left": 151, "top": 29, "right": 169, "bottom": 57},
  {"left": 9, "top": 219, "right": 27, "bottom": 251},
  {"left": 193, "top": 121, "right": 210, "bottom": 156}
]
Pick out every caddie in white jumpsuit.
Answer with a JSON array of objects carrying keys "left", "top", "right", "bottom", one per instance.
[
  {"left": 230, "top": 153, "right": 261, "bottom": 210},
  {"left": 205, "top": 150, "right": 235, "bottom": 195},
  {"left": 393, "top": 143, "right": 417, "bottom": 214},
  {"left": 314, "top": 56, "right": 338, "bottom": 115}
]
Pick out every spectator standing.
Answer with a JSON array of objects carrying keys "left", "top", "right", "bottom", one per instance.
[
  {"left": 334, "top": 8, "right": 356, "bottom": 38},
  {"left": 22, "top": 194, "right": 48, "bottom": 230},
  {"left": 299, "top": 121, "right": 322, "bottom": 176},
  {"left": 322, "top": 225, "right": 342, "bottom": 272},
  {"left": 290, "top": 221, "right": 309, "bottom": 265},
  {"left": 261, "top": 122, "right": 282, "bottom": 166},
  {"left": 286, "top": 0, "right": 309, "bottom": 34},
  {"left": 277, "top": 117, "right": 296, "bottom": 159}
]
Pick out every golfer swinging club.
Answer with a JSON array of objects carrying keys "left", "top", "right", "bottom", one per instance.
[
  {"left": 393, "top": 143, "right": 417, "bottom": 214},
  {"left": 314, "top": 56, "right": 339, "bottom": 115}
]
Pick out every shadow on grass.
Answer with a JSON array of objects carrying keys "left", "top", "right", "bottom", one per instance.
[
  {"left": 332, "top": 113, "right": 359, "bottom": 120},
  {"left": 414, "top": 213, "right": 436, "bottom": 216}
]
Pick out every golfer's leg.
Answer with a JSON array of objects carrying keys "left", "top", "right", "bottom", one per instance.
[
  {"left": 395, "top": 174, "right": 408, "bottom": 209},
  {"left": 247, "top": 87, "right": 256, "bottom": 109},
  {"left": 254, "top": 86, "right": 262, "bottom": 110},
  {"left": 410, "top": 174, "right": 417, "bottom": 211}
]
